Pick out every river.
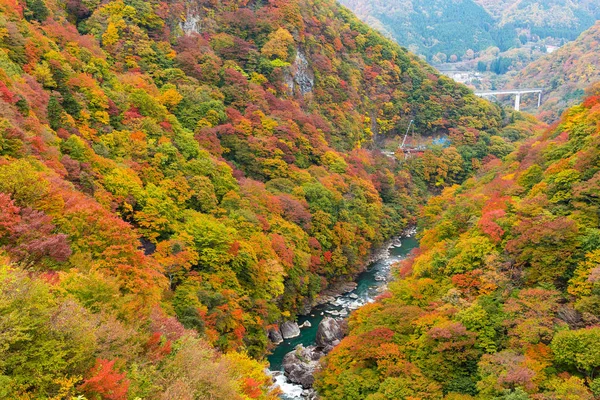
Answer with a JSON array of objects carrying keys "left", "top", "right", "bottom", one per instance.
[{"left": 267, "top": 233, "right": 420, "bottom": 399}]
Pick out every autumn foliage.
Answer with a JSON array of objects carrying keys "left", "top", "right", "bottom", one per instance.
[
  {"left": 0, "top": 0, "right": 535, "bottom": 397},
  {"left": 317, "top": 88, "right": 600, "bottom": 398},
  {"left": 80, "top": 359, "right": 129, "bottom": 400}
]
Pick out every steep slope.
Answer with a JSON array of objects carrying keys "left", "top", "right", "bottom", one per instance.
[
  {"left": 340, "top": 0, "right": 600, "bottom": 62},
  {"left": 316, "top": 85, "right": 600, "bottom": 399},
  {"left": 341, "top": 0, "right": 504, "bottom": 60},
  {"left": 0, "top": 0, "right": 525, "bottom": 397},
  {"left": 507, "top": 21, "right": 600, "bottom": 122},
  {"left": 338, "top": 0, "right": 498, "bottom": 60},
  {"left": 475, "top": 0, "right": 600, "bottom": 37}
]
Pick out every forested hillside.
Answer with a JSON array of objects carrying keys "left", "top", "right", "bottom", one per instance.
[
  {"left": 507, "top": 22, "right": 600, "bottom": 122},
  {"left": 340, "top": 0, "right": 600, "bottom": 62},
  {"left": 475, "top": 0, "right": 600, "bottom": 38},
  {"left": 0, "top": 0, "right": 525, "bottom": 397},
  {"left": 317, "top": 85, "right": 600, "bottom": 399},
  {"left": 338, "top": 0, "right": 499, "bottom": 61}
]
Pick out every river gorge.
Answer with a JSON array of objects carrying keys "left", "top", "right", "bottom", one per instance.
[{"left": 268, "top": 232, "right": 420, "bottom": 399}]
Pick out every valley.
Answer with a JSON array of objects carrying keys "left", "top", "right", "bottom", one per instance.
[
  {"left": 268, "top": 234, "right": 419, "bottom": 399},
  {"left": 340, "top": 0, "right": 600, "bottom": 121},
  {"left": 0, "top": 0, "right": 599, "bottom": 399}
]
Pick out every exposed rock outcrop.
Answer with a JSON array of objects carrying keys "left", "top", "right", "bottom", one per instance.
[
  {"left": 301, "top": 388, "right": 318, "bottom": 400},
  {"left": 299, "top": 299, "right": 313, "bottom": 315},
  {"left": 280, "top": 321, "right": 301, "bottom": 339},
  {"left": 315, "top": 281, "right": 358, "bottom": 306},
  {"left": 557, "top": 305, "right": 585, "bottom": 329},
  {"left": 282, "top": 318, "right": 347, "bottom": 389},
  {"left": 268, "top": 326, "right": 283, "bottom": 344},
  {"left": 292, "top": 50, "right": 314, "bottom": 95},
  {"left": 181, "top": 10, "right": 201, "bottom": 35},
  {"left": 315, "top": 317, "right": 344, "bottom": 350},
  {"left": 282, "top": 345, "right": 322, "bottom": 389},
  {"left": 285, "top": 49, "right": 314, "bottom": 97}
]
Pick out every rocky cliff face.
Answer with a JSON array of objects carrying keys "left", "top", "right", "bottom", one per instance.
[
  {"left": 268, "top": 327, "right": 284, "bottom": 344},
  {"left": 287, "top": 49, "right": 314, "bottom": 96}
]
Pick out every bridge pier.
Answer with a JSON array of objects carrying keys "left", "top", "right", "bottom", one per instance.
[{"left": 474, "top": 88, "right": 543, "bottom": 112}]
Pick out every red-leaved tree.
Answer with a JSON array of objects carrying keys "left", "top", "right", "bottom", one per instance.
[{"left": 80, "top": 359, "right": 129, "bottom": 400}]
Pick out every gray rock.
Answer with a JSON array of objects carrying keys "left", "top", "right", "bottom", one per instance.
[
  {"left": 181, "top": 10, "right": 201, "bottom": 35},
  {"left": 299, "top": 299, "right": 313, "bottom": 316},
  {"left": 282, "top": 345, "right": 323, "bottom": 389},
  {"left": 280, "top": 321, "right": 301, "bottom": 339},
  {"left": 341, "top": 282, "right": 358, "bottom": 293},
  {"left": 315, "top": 317, "right": 344, "bottom": 350},
  {"left": 299, "top": 321, "right": 312, "bottom": 328},
  {"left": 292, "top": 50, "right": 314, "bottom": 95},
  {"left": 315, "top": 295, "right": 335, "bottom": 306},
  {"left": 557, "top": 305, "right": 585, "bottom": 329},
  {"left": 268, "top": 327, "right": 283, "bottom": 344},
  {"left": 322, "top": 344, "right": 335, "bottom": 354}
]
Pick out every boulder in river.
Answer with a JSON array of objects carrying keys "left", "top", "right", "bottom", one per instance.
[
  {"left": 299, "top": 320, "right": 312, "bottom": 328},
  {"left": 282, "top": 345, "right": 322, "bottom": 388},
  {"left": 302, "top": 389, "right": 318, "bottom": 400},
  {"left": 340, "top": 282, "right": 358, "bottom": 293},
  {"left": 315, "top": 317, "right": 344, "bottom": 350},
  {"left": 280, "top": 321, "right": 301, "bottom": 339},
  {"left": 268, "top": 326, "right": 283, "bottom": 344},
  {"left": 315, "top": 295, "right": 335, "bottom": 306}
]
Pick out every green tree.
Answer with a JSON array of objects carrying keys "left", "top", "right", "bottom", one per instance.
[
  {"left": 551, "top": 327, "right": 600, "bottom": 376},
  {"left": 47, "top": 95, "right": 63, "bottom": 131},
  {"left": 0, "top": 265, "right": 97, "bottom": 397},
  {"left": 25, "top": 0, "right": 49, "bottom": 22}
]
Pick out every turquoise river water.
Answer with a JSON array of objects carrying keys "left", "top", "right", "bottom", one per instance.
[{"left": 268, "top": 234, "right": 419, "bottom": 398}]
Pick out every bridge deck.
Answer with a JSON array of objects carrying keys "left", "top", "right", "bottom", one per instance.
[{"left": 475, "top": 88, "right": 543, "bottom": 96}]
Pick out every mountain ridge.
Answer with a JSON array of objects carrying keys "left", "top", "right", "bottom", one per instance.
[{"left": 339, "top": 0, "right": 600, "bottom": 62}]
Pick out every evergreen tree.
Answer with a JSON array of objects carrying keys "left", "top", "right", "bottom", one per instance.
[
  {"left": 25, "top": 0, "right": 49, "bottom": 22},
  {"left": 47, "top": 95, "right": 63, "bottom": 131}
]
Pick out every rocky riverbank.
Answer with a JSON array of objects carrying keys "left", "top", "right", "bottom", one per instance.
[
  {"left": 282, "top": 318, "right": 345, "bottom": 388},
  {"left": 268, "top": 229, "right": 419, "bottom": 399},
  {"left": 297, "top": 227, "right": 416, "bottom": 314}
]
